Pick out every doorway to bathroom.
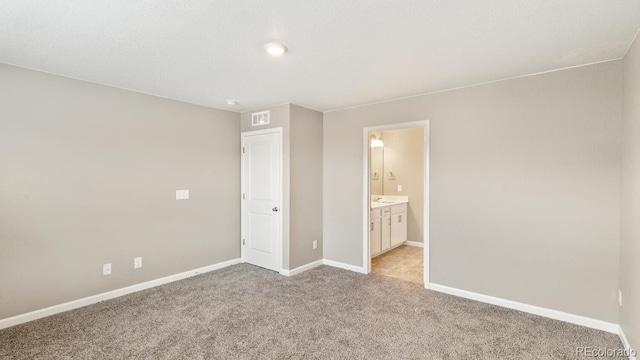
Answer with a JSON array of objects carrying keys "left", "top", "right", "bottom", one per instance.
[{"left": 362, "top": 121, "right": 429, "bottom": 287}]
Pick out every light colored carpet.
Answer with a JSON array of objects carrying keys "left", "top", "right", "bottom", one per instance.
[
  {"left": 372, "top": 245, "right": 423, "bottom": 284},
  {"left": 0, "top": 264, "right": 625, "bottom": 359}
]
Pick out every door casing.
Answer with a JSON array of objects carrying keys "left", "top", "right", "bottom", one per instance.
[
  {"left": 241, "top": 127, "right": 284, "bottom": 273},
  {"left": 362, "top": 120, "right": 430, "bottom": 288}
]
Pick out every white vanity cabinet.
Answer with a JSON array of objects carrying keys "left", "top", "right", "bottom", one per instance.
[
  {"left": 390, "top": 203, "right": 407, "bottom": 247},
  {"left": 370, "top": 208, "right": 381, "bottom": 256},
  {"left": 380, "top": 206, "right": 391, "bottom": 251},
  {"left": 370, "top": 202, "right": 407, "bottom": 257}
]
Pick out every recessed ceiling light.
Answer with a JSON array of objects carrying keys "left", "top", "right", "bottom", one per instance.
[
  {"left": 226, "top": 100, "right": 238, "bottom": 105},
  {"left": 264, "top": 42, "right": 288, "bottom": 56}
]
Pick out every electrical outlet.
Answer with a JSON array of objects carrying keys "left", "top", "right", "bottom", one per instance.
[
  {"left": 618, "top": 289, "right": 622, "bottom": 307},
  {"left": 312, "top": 240, "right": 318, "bottom": 249},
  {"left": 134, "top": 257, "right": 142, "bottom": 269},
  {"left": 103, "top": 263, "right": 111, "bottom": 276}
]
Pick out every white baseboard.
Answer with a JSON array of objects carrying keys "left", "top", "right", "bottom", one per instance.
[
  {"left": 5, "top": 257, "right": 628, "bottom": 355},
  {"left": 280, "top": 259, "right": 324, "bottom": 276},
  {"left": 404, "top": 241, "right": 424, "bottom": 248},
  {"left": 0, "top": 258, "right": 241, "bottom": 330},
  {"left": 429, "top": 283, "right": 619, "bottom": 334},
  {"left": 619, "top": 326, "right": 637, "bottom": 360},
  {"left": 322, "top": 259, "right": 367, "bottom": 274}
]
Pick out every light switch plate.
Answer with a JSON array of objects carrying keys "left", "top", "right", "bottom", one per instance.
[
  {"left": 397, "top": 185, "right": 402, "bottom": 192},
  {"left": 176, "top": 190, "right": 189, "bottom": 200},
  {"left": 134, "top": 257, "right": 142, "bottom": 269}
]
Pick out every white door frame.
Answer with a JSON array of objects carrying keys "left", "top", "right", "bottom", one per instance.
[
  {"left": 362, "top": 120, "right": 430, "bottom": 288},
  {"left": 241, "top": 127, "right": 284, "bottom": 273}
]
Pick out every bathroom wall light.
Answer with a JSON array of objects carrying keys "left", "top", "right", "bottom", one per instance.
[
  {"left": 370, "top": 136, "right": 384, "bottom": 148},
  {"left": 264, "top": 42, "right": 288, "bottom": 56}
]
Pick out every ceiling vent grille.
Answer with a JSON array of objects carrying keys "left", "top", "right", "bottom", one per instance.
[{"left": 251, "top": 111, "right": 270, "bottom": 126}]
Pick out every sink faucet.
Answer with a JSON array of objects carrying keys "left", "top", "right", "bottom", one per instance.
[{"left": 372, "top": 196, "right": 382, "bottom": 202}]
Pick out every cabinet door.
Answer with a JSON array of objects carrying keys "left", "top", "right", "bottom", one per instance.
[
  {"left": 381, "top": 215, "right": 391, "bottom": 251},
  {"left": 370, "top": 218, "right": 381, "bottom": 256},
  {"left": 390, "top": 213, "right": 407, "bottom": 247}
]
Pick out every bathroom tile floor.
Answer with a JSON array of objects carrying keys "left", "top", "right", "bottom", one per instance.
[{"left": 371, "top": 245, "right": 423, "bottom": 285}]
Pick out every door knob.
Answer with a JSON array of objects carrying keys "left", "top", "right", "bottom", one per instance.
[{"left": 272, "top": 207, "right": 279, "bottom": 212}]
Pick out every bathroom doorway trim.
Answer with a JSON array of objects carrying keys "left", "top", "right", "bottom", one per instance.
[{"left": 362, "top": 120, "right": 430, "bottom": 288}]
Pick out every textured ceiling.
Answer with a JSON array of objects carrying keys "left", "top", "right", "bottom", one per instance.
[{"left": 1, "top": 1, "right": 639, "bottom": 112}]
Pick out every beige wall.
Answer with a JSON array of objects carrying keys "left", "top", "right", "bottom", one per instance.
[
  {"left": 0, "top": 48, "right": 630, "bottom": 332},
  {"left": 324, "top": 61, "right": 622, "bottom": 322},
  {"left": 290, "top": 105, "right": 323, "bottom": 268},
  {"left": 0, "top": 64, "right": 241, "bottom": 319},
  {"left": 381, "top": 128, "right": 424, "bottom": 243},
  {"left": 620, "top": 33, "right": 640, "bottom": 351}
]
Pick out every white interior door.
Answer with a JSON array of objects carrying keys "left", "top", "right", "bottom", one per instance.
[{"left": 241, "top": 129, "right": 282, "bottom": 272}]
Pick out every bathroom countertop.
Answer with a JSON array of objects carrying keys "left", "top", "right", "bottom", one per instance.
[{"left": 370, "top": 195, "right": 409, "bottom": 209}]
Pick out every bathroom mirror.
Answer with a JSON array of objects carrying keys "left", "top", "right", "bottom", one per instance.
[
  {"left": 369, "top": 127, "right": 425, "bottom": 198},
  {"left": 370, "top": 132, "right": 384, "bottom": 195}
]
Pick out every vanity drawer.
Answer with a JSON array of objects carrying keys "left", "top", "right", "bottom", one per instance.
[
  {"left": 370, "top": 208, "right": 381, "bottom": 218},
  {"left": 391, "top": 203, "right": 407, "bottom": 214},
  {"left": 381, "top": 207, "right": 391, "bottom": 216}
]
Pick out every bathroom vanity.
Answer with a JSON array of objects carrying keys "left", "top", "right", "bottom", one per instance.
[{"left": 370, "top": 196, "right": 408, "bottom": 257}]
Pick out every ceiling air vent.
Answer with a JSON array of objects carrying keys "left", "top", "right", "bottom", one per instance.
[{"left": 251, "top": 110, "right": 270, "bottom": 126}]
